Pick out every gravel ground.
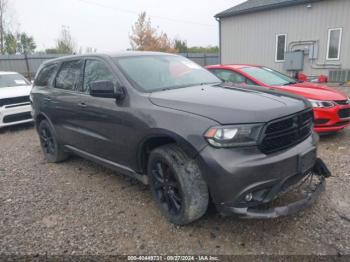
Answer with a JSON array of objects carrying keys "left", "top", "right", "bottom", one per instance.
[{"left": 0, "top": 87, "right": 350, "bottom": 256}]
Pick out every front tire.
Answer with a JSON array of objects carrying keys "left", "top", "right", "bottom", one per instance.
[
  {"left": 38, "top": 120, "right": 68, "bottom": 163},
  {"left": 148, "top": 144, "right": 209, "bottom": 225}
]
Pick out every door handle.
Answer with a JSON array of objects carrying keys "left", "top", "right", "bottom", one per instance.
[
  {"left": 78, "top": 102, "right": 87, "bottom": 108},
  {"left": 44, "top": 98, "right": 52, "bottom": 102}
]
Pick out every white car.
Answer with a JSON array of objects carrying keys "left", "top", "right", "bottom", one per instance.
[{"left": 0, "top": 72, "right": 33, "bottom": 128}]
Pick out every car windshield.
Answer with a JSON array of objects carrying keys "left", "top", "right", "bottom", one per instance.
[
  {"left": 242, "top": 67, "right": 297, "bottom": 86},
  {"left": 0, "top": 73, "right": 30, "bottom": 88},
  {"left": 113, "top": 55, "right": 221, "bottom": 92}
]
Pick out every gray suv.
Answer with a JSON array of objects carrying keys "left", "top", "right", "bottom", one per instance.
[{"left": 30, "top": 52, "right": 330, "bottom": 225}]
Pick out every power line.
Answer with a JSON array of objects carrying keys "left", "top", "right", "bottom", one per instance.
[{"left": 75, "top": 0, "right": 217, "bottom": 28}]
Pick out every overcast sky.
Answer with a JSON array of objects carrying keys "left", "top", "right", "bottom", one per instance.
[{"left": 10, "top": 0, "right": 245, "bottom": 53}]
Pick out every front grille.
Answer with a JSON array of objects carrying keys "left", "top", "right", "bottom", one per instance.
[
  {"left": 315, "top": 118, "right": 329, "bottom": 125},
  {"left": 259, "top": 110, "right": 313, "bottom": 154},
  {"left": 335, "top": 100, "right": 349, "bottom": 105},
  {"left": 338, "top": 108, "right": 350, "bottom": 118},
  {"left": 3, "top": 112, "right": 32, "bottom": 123},
  {"left": 0, "top": 96, "right": 30, "bottom": 107}
]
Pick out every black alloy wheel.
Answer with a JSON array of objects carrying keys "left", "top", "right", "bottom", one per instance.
[
  {"left": 148, "top": 144, "right": 209, "bottom": 225},
  {"left": 151, "top": 160, "right": 183, "bottom": 216},
  {"left": 40, "top": 125, "right": 56, "bottom": 155},
  {"left": 38, "top": 120, "right": 68, "bottom": 163}
]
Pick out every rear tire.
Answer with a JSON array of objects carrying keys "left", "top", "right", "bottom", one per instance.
[
  {"left": 148, "top": 144, "right": 208, "bottom": 225},
  {"left": 38, "top": 120, "right": 68, "bottom": 163}
]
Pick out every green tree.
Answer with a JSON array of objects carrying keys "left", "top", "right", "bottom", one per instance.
[
  {"left": 4, "top": 32, "right": 36, "bottom": 54},
  {"left": 4, "top": 31, "right": 16, "bottom": 54},
  {"left": 187, "top": 45, "right": 219, "bottom": 53},
  {"left": 17, "top": 32, "right": 36, "bottom": 54},
  {"left": 175, "top": 39, "right": 188, "bottom": 53}
]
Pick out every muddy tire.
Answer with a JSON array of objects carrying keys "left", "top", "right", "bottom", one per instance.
[
  {"left": 38, "top": 120, "right": 68, "bottom": 163},
  {"left": 148, "top": 144, "right": 209, "bottom": 225}
]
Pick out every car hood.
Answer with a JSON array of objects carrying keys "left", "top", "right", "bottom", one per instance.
[
  {"left": 273, "top": 82, "right": 347, "bottom": 101},
  {"left": 149, "top": 84, "right": 309, "bottom": 124},
  {"left": 0, "top": 85, "right": 32, "bottom": 99}
]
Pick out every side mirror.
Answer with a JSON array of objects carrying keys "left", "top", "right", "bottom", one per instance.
[{"left": 89, "top": 80, "right": 125, "bottom": 99}]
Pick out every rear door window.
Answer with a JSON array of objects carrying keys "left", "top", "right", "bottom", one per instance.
[
  {"left": 55, "top": 60, "right": 84, "bottom": 91},
  {"left": 35, "top": 64, "right": 58, "bottom": 87}
]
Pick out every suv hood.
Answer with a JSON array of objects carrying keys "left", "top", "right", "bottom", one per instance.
[
  {"left": 274, "top": 82, "right": 347, "bottom": 101},
  {"left": 149, "top": 84, "right": 309, "bottom": 124},
  {"left": 0, "top": 85, "right": 32, "bottom": 99}
]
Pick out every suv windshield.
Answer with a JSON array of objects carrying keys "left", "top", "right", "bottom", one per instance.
[
  {"left": 242, "top": 67, "right": 297, "bottom": 86},
  {"left": 0, "top": 73, "right": 30, "bottom": 88},
  {"left": 113, "top": 55, "right": 221, "bottom": 92}
]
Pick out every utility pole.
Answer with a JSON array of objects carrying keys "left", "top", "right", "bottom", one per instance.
[
  {"left": 0, "top": 1, "right": 4, "bottom": 54},
  {"left": 0, "top": 0, "right": 6, "bottom": 55}
]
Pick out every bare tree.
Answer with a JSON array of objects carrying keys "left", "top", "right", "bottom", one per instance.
[
  {"left": 0, "top": 0, "right": 8, "bottom": 54},
  {"left": 56, "top": 25, "right": 76, "bottom": 54}
]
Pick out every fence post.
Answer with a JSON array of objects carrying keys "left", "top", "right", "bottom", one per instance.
[{"left": 24, "top": 53, "right": 31, "bottom": 80}]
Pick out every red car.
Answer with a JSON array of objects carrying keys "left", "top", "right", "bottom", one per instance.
[{"left": 207, "top": 64, "right": 350, "bottom": 133}]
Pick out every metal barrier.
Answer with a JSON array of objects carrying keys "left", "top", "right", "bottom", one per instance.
[
  {"left": 0, "top": 53, "right": 219, "bottom": 80},
  {"left": 0, "top": 54, "right": 63, "bottom": 80}
]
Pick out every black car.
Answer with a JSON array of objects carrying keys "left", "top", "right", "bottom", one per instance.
[{"left": 31, "top": 52, "right": 330, "bottom": 225}]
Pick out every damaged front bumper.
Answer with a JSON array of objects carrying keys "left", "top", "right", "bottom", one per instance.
[{"left": 219, "top": 158, "right": 331, "bottom": 219}]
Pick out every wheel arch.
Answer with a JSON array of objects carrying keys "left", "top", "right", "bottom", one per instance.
[
  {"left": 35, "top": 113, "right": 46, "bottom": 124},
  {"left": 137, "top": 130, "right": 200, "bottom": 174},
  {"left": 35, "top": 112, "right": 51, "bottom": 129},
  {"left": 34, "top": 112, "right": 60, "bottom": 141}
]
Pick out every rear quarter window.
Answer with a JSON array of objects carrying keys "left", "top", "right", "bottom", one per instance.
[{"left": 35, "top": 64, "right": 59, "bottom": 87}]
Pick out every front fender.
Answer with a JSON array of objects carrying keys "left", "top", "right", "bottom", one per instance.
[{"left": 136, "top": 128, "right": 207, "bottom": 173}]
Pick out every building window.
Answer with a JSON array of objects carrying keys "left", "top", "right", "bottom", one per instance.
[
  {"left": 326, "top": 28, "right": 342, "bottom": 60},
  {"left": 275, "top": 34, "right": 287, "bottom": 62}
]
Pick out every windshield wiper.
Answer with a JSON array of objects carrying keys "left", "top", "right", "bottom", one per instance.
[
  {"left": 158, "top": 82, "right": 220, "bottom": 92},
  {"left": 159, "top": 85, "right": 190, "bottom": 91},
  {"left": 160, "top": 87, "right": 173, "bottom": 91},
  {"left": 283, "top": 81, "right": 297, "bottom": 86}
]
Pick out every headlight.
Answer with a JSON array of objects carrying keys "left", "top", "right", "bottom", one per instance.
[
  {"left": 308, "top": 99, "right": 336, "bottom": 108},
  {"left": 204, "top": 124, "right": 263, "bottom": 148}
]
